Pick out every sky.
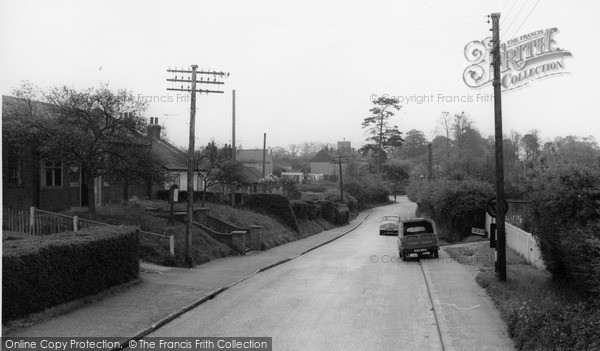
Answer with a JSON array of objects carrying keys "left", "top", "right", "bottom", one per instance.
[{"left": 1, "top": 0, "right": 598, "bottom": 151}]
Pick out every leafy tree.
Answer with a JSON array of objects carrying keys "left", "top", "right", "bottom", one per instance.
[
  {"left": 9, "top": 82, "right": 164, "bottom": 211},
  {"left": 189, "top": 141, "right": 233, "bottom": 206},
  {"left": 258, "top": 174, "right": 281, "bottom": 193},
  {"left": 214, "top": 160, "right": 245, "bottom": 199},
  {"left": 399, "top": 129, "right": 428, "bottom": 159},
  {"left": 360, "top": 96, "right": 404, "bottom": 173}
]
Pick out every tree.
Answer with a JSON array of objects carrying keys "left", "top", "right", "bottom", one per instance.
[
  {"left": 288, "top": 144, "right": 300, "bottom": 157},
  {"left": 382, "top": 160, "right": 411, "bottom": 195},
  {"left": 360, "top": 96, "right": 404, "bottom": 173},
  {"left": 9, "top": 82, "right": 164, "bottom": 212},
  {"left": 214, "top": 160, "right": 244, "bottom": 199},
  {"left": 399, "top": 129, "right": 428, "bottom": 159},
  {"left": 189, "top": 141, "right": 232, "bottom": 206}
]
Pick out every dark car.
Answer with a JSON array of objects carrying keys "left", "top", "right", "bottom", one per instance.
[{"left": 398, "top": 218, "right": 439, "bottom": 260}]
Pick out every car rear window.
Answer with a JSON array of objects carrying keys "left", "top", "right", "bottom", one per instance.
[{"left": 404, "top": 221, "right": 433, "bottom": 235}]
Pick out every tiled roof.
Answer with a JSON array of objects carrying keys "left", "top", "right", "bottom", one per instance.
[
  {"left": 310, "top": 149, "right": 333, "bottom": 163},
  {"left": 236, "top": 149, "right": 272, "bottom": 163},
  {"left": 150, "top": 138, "right": 188, "bottom": 171}
]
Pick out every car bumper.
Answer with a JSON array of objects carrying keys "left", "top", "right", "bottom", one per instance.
[{"left": 380, "top": 229, "right": 398, "bottom": 235}]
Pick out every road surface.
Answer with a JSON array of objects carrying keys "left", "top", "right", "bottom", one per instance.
[{"left": 146, "top": 198, "right": 446, "bottom": 350}]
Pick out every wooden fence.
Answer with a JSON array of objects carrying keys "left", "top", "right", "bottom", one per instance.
[{"left": 2, "top": 207, "right": 174, "bottom": 256}]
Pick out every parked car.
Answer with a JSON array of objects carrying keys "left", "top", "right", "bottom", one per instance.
[
  {"left": 379, "top": 215, "right": 401, "bottom": 235},
  {"left": 398, "top": 218, "right": 439, "bottom": 260}
]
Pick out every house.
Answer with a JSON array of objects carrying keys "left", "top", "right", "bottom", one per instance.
[
  {"left": 2, "top": 95, "right": 165, "bottom": 211},
  {"left": 146, "top": 118, "right": 205, "bottom": 194},
  {"left": 236, "top": 149, "right": 273, "bottom": 177},
  {"left": 310, "top": 149, "right": 335, "bottom": 176}
]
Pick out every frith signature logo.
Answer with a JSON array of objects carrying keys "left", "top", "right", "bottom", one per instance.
[{"left": 463, "top": 28, "right": 572, "bottom": 91}]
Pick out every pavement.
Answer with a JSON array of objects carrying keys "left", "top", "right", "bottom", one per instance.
[
  {"left": 4, "top": 206, "right": 514, "bottom": 350},
  {"left": 4, "top": 211, "right": 373, "bottom": 340}
]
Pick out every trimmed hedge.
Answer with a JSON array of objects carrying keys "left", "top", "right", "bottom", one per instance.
[
  {"left": 2, "top": 226, "right": 139, "bottom": 322},
  {"left": 315, "top": 200, "right": 350, "bottom": 225},
  {"left": 242, "top": 193, "right": 299, "bottom": 231}
]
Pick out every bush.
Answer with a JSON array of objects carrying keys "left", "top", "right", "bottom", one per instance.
[
  {"left": 407, "top": 179, "right": 494, "bottom": 242},
  {"left": 507, "top": 300, "right": 600, "bottom": 350},
  {"left": 527, "top": 164, "right": 600, "bottom": 293},
  {"left": 2, "top": 226, "right": 139, "bottom": 322},
  {"left": 242, "top": 193, "right": 299, "bottom": 231},
  {"left": 290, "top": 200, "right": 309, "bottom": 220},
  {"left": 343, "top": 176, "right": 390, "bottom": 210}
]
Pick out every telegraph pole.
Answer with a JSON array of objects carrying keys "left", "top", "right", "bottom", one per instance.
[
  {"left": 491, "top": 13, "right": 507, "bottom": 282},
  {"left": 262, "top": 133, "right": 267, "bottom": 178},
  {"left": 167, "top": 66, "right": 229, "bottom": 267},
  {"left": 332, "top": 156, "right": 349, "bottom": 203},
  {"left": 231, "top": 90, "right": 236, "bottom": 206},
  {"left": 428, "top": 142, "right": 433, "bottom": 182}
]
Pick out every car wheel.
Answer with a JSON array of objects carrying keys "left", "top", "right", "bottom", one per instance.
[
  {"left": 398, "top": 250, "right": 403, "bottom": 258},
  {"left": 433, "top": 249, "right": 439, "bottom": 258},
  {"left": 379, "top": 231, "right": 383, "bottom": 235},
  {"left": 402, "top": 251, "right": 408, "bottom": 261}
]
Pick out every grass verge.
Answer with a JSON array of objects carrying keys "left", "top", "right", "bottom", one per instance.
[
  {"left": 65, "top": 200, "right": 339, "bottom": 267},
  {"left": 445, "top": 241, "right": 600, "bottom": 351}
]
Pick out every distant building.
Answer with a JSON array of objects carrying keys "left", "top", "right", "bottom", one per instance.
[
  {"left": 236, "top": 149, "right": 273, "bottom": 177},
  {"left": 310, "top": 149, "right": 335, "bottom": 176}
]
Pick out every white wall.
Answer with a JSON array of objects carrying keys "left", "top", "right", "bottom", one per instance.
[{"left": 486, "top": 214, "right": 546, "bottom": 270}]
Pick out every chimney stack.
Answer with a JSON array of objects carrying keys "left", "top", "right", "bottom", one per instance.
[{"left": 147, "top": 117, "right": 162, "bottom": 140}]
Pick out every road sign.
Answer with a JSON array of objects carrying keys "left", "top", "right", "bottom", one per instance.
[
  {"left": 471, "top": 227, "right": 486, "bottom": 236},
  {"left": 486, "top": 198, "right": 508, "bottom": 218}
]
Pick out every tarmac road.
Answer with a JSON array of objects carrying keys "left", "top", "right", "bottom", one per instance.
[{"left": 146, "top": 198, "right": 445, "bottom": 350}]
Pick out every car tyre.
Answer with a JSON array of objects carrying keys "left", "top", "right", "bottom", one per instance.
[
  {"left": 402, "top": 250, "right": 408, "bottom": 261},
  {"left": 433, "top": 249, "right": 439, "bottom": 258},
  {"left": 379, "top": 231, "right": 383, "bottom": 235}
]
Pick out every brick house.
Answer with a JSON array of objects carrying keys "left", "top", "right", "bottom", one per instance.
[{"left": 2, "top": 96, "right": 164, "bottom": 211}]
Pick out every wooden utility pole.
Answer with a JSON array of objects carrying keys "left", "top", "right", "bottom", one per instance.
[
  {"left": 491, "top": 13, "right": 507, "bottom": 282},
  {"left": 428, "top": 142, "right": 433, "bottom": 182},
  {"left": 332, "top": 156, "right": 349, "bottom": 203},
  {"left": 167, "top": 66, "right": 229, "bottom": 267},
  {"left": 231, "top": 90, "right": 236, "bottom": 206},
  {"left": 262, "top": 133, "right": 267, "bottom": 178}
]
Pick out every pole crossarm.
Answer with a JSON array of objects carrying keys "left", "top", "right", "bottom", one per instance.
[
  {"left": 166, "top": 88, "right": 224, "bottom": 94},
  {"left": 167, "top": 69, "right": 229, "bottom": 77},
  {"left": 165, "top": 64, "right": 229, "bottom": 267},
  {"left": 167, "top": 79, "right": 224, "bottom": 85}
]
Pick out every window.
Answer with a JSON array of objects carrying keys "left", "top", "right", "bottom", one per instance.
[
  {"left": 171, "top": 174, "right": 180, "bottom": 187},
  {"left": 7, "top": 155, "right": 23, "bottom": 186},
  {"left": 42, "top": 161, "right": 62, "bottom": 187}
]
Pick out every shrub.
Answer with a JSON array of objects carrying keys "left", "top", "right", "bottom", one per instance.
[
  {"left": 527, "top": 164, "right": 600, "bottom": 293},
  {"left": 290, "top": 200, "right": 309, "bottom": 220},
  {"left": 343, "top": 176, "right": 390, "bottom": 210},
  {"left": 507, "top": 300, "right": 600, "bottom": 351},
  {"left": 2, "top": 226, "right": 139, "bottom": 322},
  {"left": 407, "top": 179, "right": 494, "bottom": 242},
  {"left": 242, "top": 193, "right": 299, "bottom": 231}
]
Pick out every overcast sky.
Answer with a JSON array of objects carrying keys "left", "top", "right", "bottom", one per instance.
[{"left": 1, "top": 0, "right": 598, "bottom": 150}]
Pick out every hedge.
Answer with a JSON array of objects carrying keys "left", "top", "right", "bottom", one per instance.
[
  {"left": 526, "top": 164, "right": 600, "bottom": 293},
  {"left": 407, "top": 179, "right": 494, "bottom": 242},
  {"left": 2, "top": 226, "right": 139, "bottom": 322},
  {"left": 242, "top": 193, "right": 299, "bottom": 231}
]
